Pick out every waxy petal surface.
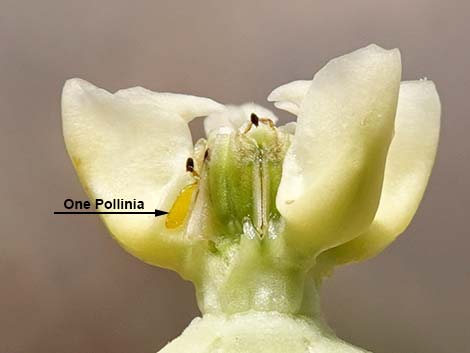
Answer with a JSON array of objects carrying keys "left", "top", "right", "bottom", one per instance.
[
  {"left": 115, "top": 86, "right": 224, "bottom": 123},
  {"left": 268, "top": 80, "right": 311, "bottom": 115},
  {"left": 62, "top": 79, "right": 221, "bottom": 270},
  {"left": 276, "top": 45, "right": 401, "bottom": 255},
  {"left": 317, "top": 80, "right": 441, "bottom": 268}
]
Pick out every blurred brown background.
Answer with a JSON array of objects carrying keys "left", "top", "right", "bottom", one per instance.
[{"left": 1, "top": 0, "right": 469, "bottom": 352}]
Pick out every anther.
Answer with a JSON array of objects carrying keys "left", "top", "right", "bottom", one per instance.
[
  {"left": 244, "top": 113, "right": 275, "bottom": 134},
  {"left": 186, "top": 157, "right": 200, "bottom": 178},
  {"left": 186, "top": 157, "right": 195, "bottom": 173}
]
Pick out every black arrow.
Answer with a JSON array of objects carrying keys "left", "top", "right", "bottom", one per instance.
[{"left": 54, "top": 209, "right": 168, "bottom": 217}]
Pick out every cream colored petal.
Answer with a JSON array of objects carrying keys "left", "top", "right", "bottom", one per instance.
[
  {"left": 203, "top": 112, "right": 233, "bottom": 136},
  {"left": 268, "top": 80, "right": 311, "bottom": 115},
  {"left": 115, "top": 86, "right": 225, "bottom": 122},
  {"left": 273, "top": 101, "right": 300, "bottom": 115},
  {"left": 316, "top": 80, "right": 441, "bottom": 268},
  {"left": 62, "top": 78, "right": 220, "bottom": 272},
  {"left": 276, "top": 45, "right": 401, "bottom": 257}
]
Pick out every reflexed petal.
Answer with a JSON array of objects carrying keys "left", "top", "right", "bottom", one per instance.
[
  {"left": 276, "top": 45, "right": 402, "bottom": 256},
  {"left": 316, "top": 80, "right": 441, "bottom": 268},
  {"left": 62, "top": 78, "right": 222, "bottom": 271},
  {"left": 268, "top": 80, "right": 311, "bottom": 115},
  {"left": 273, "top": 101, "right": 300, "bottom": 115}
]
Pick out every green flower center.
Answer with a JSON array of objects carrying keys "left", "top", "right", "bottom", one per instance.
[{"left": 205, "top": 119, "right": 291, "bottom": 239}]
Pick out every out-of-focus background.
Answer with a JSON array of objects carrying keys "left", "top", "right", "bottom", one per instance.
[{"left": 1, "top": 0, "right": 469, "bottom": 352}]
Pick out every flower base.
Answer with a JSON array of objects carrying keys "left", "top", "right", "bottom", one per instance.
[{"left": 158, "top": 311, "right": 369, "bottom": 353}]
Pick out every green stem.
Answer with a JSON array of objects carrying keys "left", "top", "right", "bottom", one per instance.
[{"left": 189, "top": 234, "right": 321, "bottom": 318}]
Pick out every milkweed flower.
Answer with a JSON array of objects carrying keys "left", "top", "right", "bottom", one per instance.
[{"left": 62, "top": 44, "right": 440, "bottom": 353}]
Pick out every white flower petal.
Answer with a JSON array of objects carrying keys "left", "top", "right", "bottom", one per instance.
[
  {"left": 203, "top": 111, "right": 232, "bottom": 136},
  {"left": 317, "top": 80, "right": 441, "bottom": 267},
  {"left": 62, "top": 78, "right": 221, "bottom": 270},
  {"left": 268, "top": 80, "right": 311, "bottom": 115},
  {"left": 276, "top": 44, "right": 401, "bottom": 256},
  {"left": 273, "top": 101, "right": 300, "bottom": 115},
  {"left": 115, "top": 86, "right": 225, "bottom": 122}
]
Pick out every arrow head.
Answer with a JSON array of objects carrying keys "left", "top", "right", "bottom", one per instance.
[{"left": 154, "top": 209, "right": 169, "bottom": 217}]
